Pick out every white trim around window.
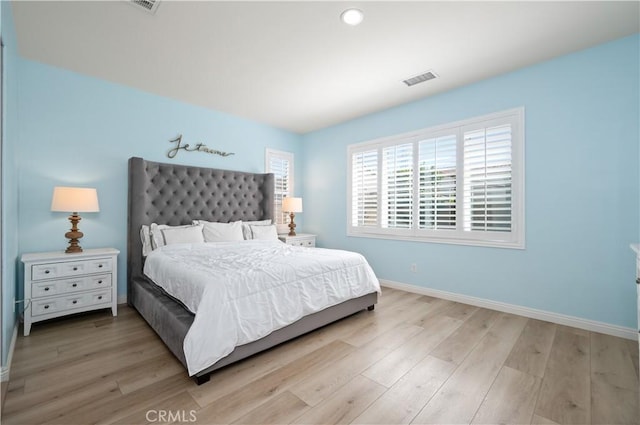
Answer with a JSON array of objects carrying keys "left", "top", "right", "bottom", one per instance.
[{"left": 347, "top": 107, "right": 525, "bottom": 249}]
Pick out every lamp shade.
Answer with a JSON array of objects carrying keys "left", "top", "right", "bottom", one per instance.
[
  {"left": 282, "top": 197, "right": 302, "bottom": 213},
  {"left": 51, "top": 187, "right": 100, "bottom": 213}
]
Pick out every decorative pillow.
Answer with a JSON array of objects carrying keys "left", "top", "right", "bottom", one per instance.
[
  {"left": 242, "top": 219, "right": 272, "bottom": 239},
  {"left": 194, "top": 220, "right": 244, "bottom": 242},
  {"left": 249, "top": 224, "right": 279, "bottom": 240},
  {"left": 140, "top": 225, "right": 153, "bottom": 257},
  {"left": 161, "top": 224, "right": 205, "bottom": 246},
  {"left": 150, "top": 223, "right": 202, "bottom": 249}
]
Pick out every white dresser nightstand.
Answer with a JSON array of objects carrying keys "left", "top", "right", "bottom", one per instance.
[
  {"left": 21, "top": 248, "right": 119, "bottom": 336},
  {"left": 278, "top": 233, "right": 316, "bottom": 247},
  {"left": 632, "top": 243, "right": 640, "bottom": 377}
]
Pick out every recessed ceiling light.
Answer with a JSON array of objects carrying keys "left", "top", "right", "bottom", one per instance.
[{"left": 341, "top": 8, "right": 364, "bottom": 26}]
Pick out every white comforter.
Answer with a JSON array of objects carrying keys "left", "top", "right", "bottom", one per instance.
[{"left": 143, "top": 240, "right": 380, "bottom": 375}]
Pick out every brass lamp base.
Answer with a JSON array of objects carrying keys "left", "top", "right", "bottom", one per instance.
[
  {"left": 65, "top": 213, "right": 84, "bottom": 253},
  {"left": 288, "top": 212, "right": 297, "bottom": 236}
]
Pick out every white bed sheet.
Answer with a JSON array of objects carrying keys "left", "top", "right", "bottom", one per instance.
[{"left": 143, "top": 240, "right": 380, "bottom": 375}]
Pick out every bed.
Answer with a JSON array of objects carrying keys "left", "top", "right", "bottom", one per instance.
[{"left": 127, "top": 157, "right": 379, "bottom": 384}]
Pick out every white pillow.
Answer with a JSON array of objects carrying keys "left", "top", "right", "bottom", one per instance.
[
  {"left": 140, "top": 225, "right": 153, "bottom": 257},
  {"left": 242, "top": 219, "right": 272, "bottom": 239},
  {"left": 194, "top": 220, "right": 244, "bottom": 242},
  {"left": 150, "top": 223, "right": 202, "bottom": 249},
  {"left": 249, "top": 224, "right": 278, "bottom": 240},
  {"left": 161, "top": 224, "right": 205, "bottom": 245}
]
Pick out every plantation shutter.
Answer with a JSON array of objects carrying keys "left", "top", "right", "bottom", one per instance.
[
  {"left": 267, "top": 151, "right": 293, "bottom": 226},
  {"left": 351, "top": 149, "right": 378, "bottom": 227},
  {"left": 418, "top": 135, "right": 457, "bottom": 230},
  {"left": 347, "top": 108, "right": 523, "bottom": 248},
  {"left": 463, "top": 124, "right": 512, "bottom": 232},
  {"left": 381, "top": 143, "right": 413, "bottom": 229}
]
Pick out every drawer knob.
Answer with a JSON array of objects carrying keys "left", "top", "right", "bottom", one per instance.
[
  {"left": 98, "top": 280, "right": 103, "bottom": 284},
  {"left": 72, "top": 283, "right": 78, "bottom": 288},
  {"left": 73, "top": 267, "right": 78, "bottom": 271},
  {"left": 98, "top": 296, "right": 103, "bottom": 300},
  {"left": 98, "top": 264, "right": 103, "bottom": 268},
  {"left": 44, "top": 287, "right": 50, "bottom": 291},
  {"left": 45, "top": 270, "right": 50, "bottom": 274},
  {"left": 72, "top": 300, "right": 78, "bottom": 304},
  {"left": 44, "top": 305, "right": 49, "bottom": 309}
]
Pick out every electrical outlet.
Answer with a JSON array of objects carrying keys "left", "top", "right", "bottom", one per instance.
[{"left": 410, "top": 263, "right": 417, "bottom": 273}]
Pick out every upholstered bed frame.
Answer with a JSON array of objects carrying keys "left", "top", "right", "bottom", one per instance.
[{"left": 127, "top": 157, "right": 377, "bottom": 384}]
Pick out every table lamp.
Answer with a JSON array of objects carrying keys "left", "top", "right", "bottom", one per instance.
[
  {"left": 51, "top": 186, "right": 100, "bottom": 253},
  {"left": 282, "top": 197, "right": 302, "bottom": 236}
]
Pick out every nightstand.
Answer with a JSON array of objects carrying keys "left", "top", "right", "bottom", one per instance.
[
  {"left": 21, "top": 248, "right": 119, "bottom": 336},
  {"left": 278, "top": 233, "right": 316, "bottom": 247},
  {"left": 632, "top": 243, "right": 640, "bottom": 377}
]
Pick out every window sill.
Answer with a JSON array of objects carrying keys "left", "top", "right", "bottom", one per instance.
[{"left": 346, "top": 229, "right": 525, "bottom": 250}]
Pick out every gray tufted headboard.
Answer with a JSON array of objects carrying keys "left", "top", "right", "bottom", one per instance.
[{"left": 127, "top": 157, "right": 274, "bottom": 302}]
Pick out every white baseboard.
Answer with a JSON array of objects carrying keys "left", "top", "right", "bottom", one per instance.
[
  {"left": 1, "top": 322, "right": 19, "bottom": 382},
  {"left": 380, "top": 279, "right": 637, "bottom": 341}
]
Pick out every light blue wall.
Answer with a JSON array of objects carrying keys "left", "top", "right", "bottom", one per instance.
[
  {"left": 302, "top": 34, "right": 640, "bottom": 329},
  {"left": 16, "top": 60, "right": 302, "bottom": 301},
  {"left": 2, "top": 1, "right": 19, "bottom": 366}
]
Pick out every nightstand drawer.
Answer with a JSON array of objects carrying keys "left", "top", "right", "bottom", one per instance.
[
  {"left": 290, "top": 238, "right": 314, "bottom": 247},
  {"left": 31, "top": 274, "right": 112, "bottom": 298},
  {"left": 32, "top": 258, "right": 113, "bottom": 280},
  {"left": 278, "top": 233, "right": 316, "bottom": 247},
  {"left": 31, "top": 290, "right": 112, "bottom": 317},
  {"left": 31, "top": 298, "right": 61, "bottom": 316}
]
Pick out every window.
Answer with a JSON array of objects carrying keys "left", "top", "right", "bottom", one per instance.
[
  {"left": 351, "top": 149, "right": 378, "bottom": 228},
  {"left": 382, "top": 143, "right": 413, "bottom": 229},
  {"left": 419, "top": 134, "right": 457, "bottom": 231},
  {"left": 347, "top": 108, "right": 524, "bottom": 249},
  {"left": 265, "top": 149, "right": 294, "bottom": 232}
]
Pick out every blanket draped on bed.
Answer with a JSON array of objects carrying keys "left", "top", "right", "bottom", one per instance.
[{"left": 143, "top": 240, "right": 380, "bottom": 375}]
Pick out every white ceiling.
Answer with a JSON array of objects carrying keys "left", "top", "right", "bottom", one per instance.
[{"left": 11, "top": 1, "right": 640, "bottom": 134}]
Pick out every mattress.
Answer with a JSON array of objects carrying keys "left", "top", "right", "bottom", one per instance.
[{"left": 143, "top": 240, "right": 380, "bottom": 375}]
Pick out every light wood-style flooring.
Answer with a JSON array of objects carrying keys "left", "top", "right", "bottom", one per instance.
[{"left": 2, "top": 287, "right": 638, "bottom": 424}]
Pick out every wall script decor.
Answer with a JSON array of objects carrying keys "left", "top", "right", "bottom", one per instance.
[{"left": 167, "top": 135, "right": 235, "bottom": 159}]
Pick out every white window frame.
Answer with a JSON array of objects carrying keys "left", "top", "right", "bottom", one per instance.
[
  {"left": 347, "top": 107, "right": 525, "bottom": 249},
  {"left": 265, "top": 148, "right": 294, "bottom": 234}
]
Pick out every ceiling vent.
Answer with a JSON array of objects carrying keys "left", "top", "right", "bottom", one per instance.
[
  {"left": 403, "top": 71, "right": 438, "bottom": 87},
  {"left": 130, "top": 0, "right": 160, "bottom": 14}
]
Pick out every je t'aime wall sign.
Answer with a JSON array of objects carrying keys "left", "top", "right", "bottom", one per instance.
[{"left": 167, "top": 135, "right": 235, "bottom": 159}]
